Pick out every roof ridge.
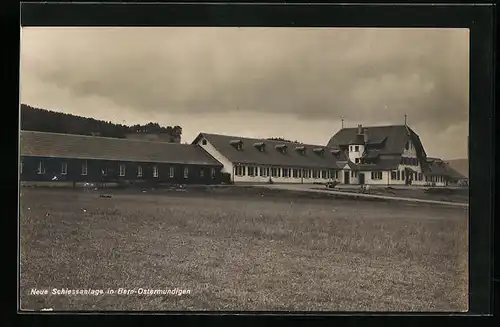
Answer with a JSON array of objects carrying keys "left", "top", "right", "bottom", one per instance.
[
  {"left": 20, "top": 130, "right": 193, "bottom": 147},
  {"left": 202, "top": 132, "right": 325, "bottom": 148}
]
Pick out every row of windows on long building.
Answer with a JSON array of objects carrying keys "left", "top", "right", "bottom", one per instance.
[
  {"left": 22, "top": 160, "right": 217, "bottom": 179},
  {"left": 234, "top": 166, "right": 340, "bottom": 179}
]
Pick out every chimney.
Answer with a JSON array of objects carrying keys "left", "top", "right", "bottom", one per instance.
[
  {"left": 357, "top": 124, "right": 362, "bottom": 135},
  {"left": 363, "top": 128, "right": 369, "bottom": 143}
]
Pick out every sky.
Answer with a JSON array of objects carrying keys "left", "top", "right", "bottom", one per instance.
[{"left": 20, "top": 27, "right": 469, "bottom": 159}]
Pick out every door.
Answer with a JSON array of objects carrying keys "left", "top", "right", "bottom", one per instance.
[
  {"left": 359, "top": 173, "right": 365, "bottom": 185},
  {"left": 344, "top": 171, "right": 350, "bottom": 184}
]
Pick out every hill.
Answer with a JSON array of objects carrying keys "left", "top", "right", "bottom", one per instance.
[
  {"left": 20, "top": 104, "right": 182, "bottom": 143},
  {"left": 445, "top": 158, "right": 468, "bottom": 178}
]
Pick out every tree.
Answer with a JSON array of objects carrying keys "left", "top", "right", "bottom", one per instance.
[
  {"left": 20, "top": 104, "right": 183, "bottom": 142},
  {"left": 267, "top": 137, "right": 302, "bottom": 144}
]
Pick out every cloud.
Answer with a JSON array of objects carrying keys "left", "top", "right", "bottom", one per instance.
[{"left": 20, "top": 27, "right": 469, "bottom": 158}]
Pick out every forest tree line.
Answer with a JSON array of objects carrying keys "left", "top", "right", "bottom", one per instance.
[
  {"left": 266, "top": 137, "right": 303, "bottom": 144},
  {"left": 20, "top": 104, "right": 182, "bottom": 142}
]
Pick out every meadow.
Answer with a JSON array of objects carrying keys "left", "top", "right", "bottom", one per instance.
[{"left": 19, "top": 187, "right": 468, "bottom": 312}]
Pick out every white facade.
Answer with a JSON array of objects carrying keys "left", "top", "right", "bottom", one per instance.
[
  {"left": 348, "top": 144, "right": 365, "bottom": 164},
  {"left": 232, "top": 166, "right": 339, "bottom": 184},
  {"left": 196, "top": 137, "right": 234, "bottom": 175},
  {"left": 196, "top": 135, "right": 449, "bottom": 187},
  {"left": 195, "top": 136, "right": 340, "bottom": 184}
]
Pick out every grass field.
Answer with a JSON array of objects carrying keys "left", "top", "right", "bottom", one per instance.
[{"left": 19, "top": 187, "right": 468, "bottom": 312}]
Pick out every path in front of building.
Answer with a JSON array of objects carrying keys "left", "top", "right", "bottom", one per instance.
[{"left": 252, "top": 184, "right": 468, "bottom": 208}]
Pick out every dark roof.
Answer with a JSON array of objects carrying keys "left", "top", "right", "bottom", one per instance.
[
  {"left": 193, "top": 132, "right": 348, "bottom": 169},
  {"left": 358, "top": 157, "right": 402, "bottom": 171},
  {"left": 425, "top": 159, "right": 467, "bottom": 179},
  {"left": 327, "top": 125, "right": 427, "bottom": 156},
  {"left": 444, "top": 164, "right": 467, "bottom": 180},
  {"left": 328, "top": 125, "right": 429, "bottom": 171},
  {"left": 20, "top": 131, "right": 222, "bottom": 166},
  {"left": 424, "top": 160, "right": 448, "bottom": 176}
]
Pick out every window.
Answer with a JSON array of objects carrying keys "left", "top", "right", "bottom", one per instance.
[
  {"left": 397, "top": 170, "right": 401, "bottom": 180},
  {"left": 119, "top": 164, "right": 126, "bottom": 177},
  {"left": 202, "top": 139, "right": 207, "bottom": 145},
  {"left": 169, "top": 166, "right": 174, "bottom": 178},
  {"left": 321, "top": 170, "right": 327, "bottom": 179},
  {"left": 351, "top": 171, "right": 355, "bottom": 178},
  {"left": 355, "top": 158, "right": 359, "bottom": 163},
  {"left": 371, "top": 171, "right": 383, "bottom": 180},
  {"left": 312, "top": 170, "right": 319, "bottom": 179},
  {"left": 277, "top": 168, "right": 282, "bottom": 177},
  {"left": 183, "top": 167, "right": 189, "bottom": 179},
  {"left": 152, "top": 165, "right": 159, "bottom": 178},
  {"left": 37, "top": 160, "right": 46, "bottom": 175},
  {"left": 248, "top": 166, "right": 255, "bottom": 177},
  {"left": 405, "top": 141, "right": 410, "bottom": 150},
  {"left": 81, "top": 161, "right": 87, "bottom": 176},
  {"left": 211, "top": 168, "right": 216, "bottom": 179},
  {"left": 260, "top": 167, "right": 269, "bottom": 177},
  {"left": 61, "top": 162, "right": 67, "bottom": 175},
  {"left": 137, "top": 165, "right": 143, "bottom": 177},
  {"left": 298, "top": 169, "right": 303, "bottom": 178},
  {"left": 235, "top": 166, "right": 245, "bottom": 176},
  {"left": 402, "top": 170, "right": 405, "bottom": 180},
  {"left": 271, "top": 168, "right": 278, "bottom": 177},
  {"left": 418, "top": 172, "right": 422, "bottom": 181},
  {"left": 282, "top": 168, "right": 290, "bottom": 178},
  {"left": 200, "top": 169, "right": 205, "bottom": 178},
  {"left": 307, "top": 170, "right": 312, "bottom": 178},
  {"left": 391, "top": 171, "right": 396, "bottom": 180},
  {"left": 292, "top": 169, "right": 298, "bottom": 178},
  {"left": 331, "top": 170, "right": 338, "bottom": 179}
]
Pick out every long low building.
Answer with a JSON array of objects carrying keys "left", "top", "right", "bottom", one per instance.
[
  {"left": 193, "top": 124, "right": 465, "bottom": 187},
  {"left": 192, "top": 132, "right": 349, "bottom": 184},
  {"left": 20, "top": 131, "right": 223, "bottom": 185},
  {"left": 19, "top": 124, "right": 465, "bottom": 188}
]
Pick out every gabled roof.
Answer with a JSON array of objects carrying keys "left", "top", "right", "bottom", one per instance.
[
  {"left": 20, "top": 130, "right": 223, "bottom": 166},
  {"left": 192, "top": 132, "right": 348, "bottom": 169},
  {"left": 327, "top": 125, "right": 427, "bottom": 157},
  {"left": 361, "top": 157, "right": 402, "bottom": 171},
  {"left": 425, "top": 159, "right": 467, "bottom": 179},
  {"left": 328, "top": 124, "right": 429, "bottom": 172}
]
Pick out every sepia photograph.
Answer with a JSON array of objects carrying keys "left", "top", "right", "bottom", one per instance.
[{"left": 19, "top": 27, "right": 469, "bottom": 312}]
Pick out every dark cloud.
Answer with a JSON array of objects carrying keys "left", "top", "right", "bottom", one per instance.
[{"left": 20, "top": 27, "right": 469, "bottom": 158}]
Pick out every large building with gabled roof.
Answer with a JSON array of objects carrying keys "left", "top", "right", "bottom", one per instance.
[
  {"left": 327, "top": 124, "right": 465, "bottom": 186},
  {"left": 192, "top": 132, "right": 349, "bottom": 184},
  {"left": 20, "top": 130, "right": 223, "bottom": 185},
  {"left": 19, "top": 124, "right": 465, "bottom": 187}
]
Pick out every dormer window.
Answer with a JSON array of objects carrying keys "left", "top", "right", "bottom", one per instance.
[
  {"left": 230, "top": 139, "right": 243, "bottom": 150},
  {"left": 275, "top": 144, "right": 288, "bottom": 154},
  {"left": 312, "top": 147, "right": 325, "bottom": 156},
  {"left": 253, "top": 142, "right": 266, "bottom": 152},
  {"left": 330, "top": 149, "right": 341, "bottom": 158},
  {"left": 295, "top": 146, "right": 306, "bottom": 155}
]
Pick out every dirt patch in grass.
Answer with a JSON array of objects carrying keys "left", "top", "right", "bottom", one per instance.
[{"left": 19, "top": 188, "right": 468, "bottom": 312}]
